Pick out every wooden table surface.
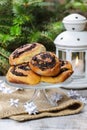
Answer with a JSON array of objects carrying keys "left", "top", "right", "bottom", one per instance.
[{"left": 0, "top": 77, "right": 87, "bottom": 130}]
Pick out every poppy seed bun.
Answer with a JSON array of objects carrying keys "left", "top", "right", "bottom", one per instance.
[
  {"left": 9, "top": 43, "right": 46, "bottom": 65},
  {"left": 6, "top": 63, "right": 41, "bottom": 85},
  {"left": 41, "top": 60, "right": 73, "bottom": 83},
  {"left": 29, "top": 51, "right": 61, "bottom": 76}
]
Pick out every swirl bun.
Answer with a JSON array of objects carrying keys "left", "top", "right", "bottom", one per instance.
[
  {"left": 29, "top": 52, "right": 61, "bottom": 76},
  {"left": 6, "top": 63, "right": 41, "bottom": 85},
  {"left": 41, "top": 70, "right": 73, "bottom": 83},
  {"left": 9, "top": 43, "right": 46, "bottom": 65},
  {"left": 60, "top": 60, "right": 73, "bottom": 71},
  {"left": 41, "top": 60, "right": 73, "bottom": 83}
]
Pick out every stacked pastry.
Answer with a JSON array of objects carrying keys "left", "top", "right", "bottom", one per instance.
[
  {"left": 6, "top": 43, "right": 73, "bottom": 85},
  {"left": 6, "top": 43, "right": 46, "bottom": 85}
]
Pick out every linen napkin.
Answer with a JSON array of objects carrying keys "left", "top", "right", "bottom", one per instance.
[{"left": 0, "top": 82, "right": 84, "bottom": 122}]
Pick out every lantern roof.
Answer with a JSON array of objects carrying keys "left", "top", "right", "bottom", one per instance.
[
  {"left": 63, "top": 13, "right": 86, "bottom": 24},
  {"left": 62, "top": 13, "right": 87, "bottom": 31},
  {"left": 54, "top": 31, "right": 87, "bottom": 48},
  {"left": 54, "top": 13, "right": 87, "bottom": 49}
]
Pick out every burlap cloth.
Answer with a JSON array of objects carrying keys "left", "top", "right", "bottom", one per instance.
[{"left": 0, "top": 84, "right": 84, "bottom": 122}]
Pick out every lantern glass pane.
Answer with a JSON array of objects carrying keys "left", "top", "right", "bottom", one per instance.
[
  {"left": 71, "top": 52, "right": 85, "bottom": 78},
  {"left": 59, "top": 50, "right": 66, "bottom": 60},
  {"left": 72, "top": 52, "right": 84, "bottom": 60}
]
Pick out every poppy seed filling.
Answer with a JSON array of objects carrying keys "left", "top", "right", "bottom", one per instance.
[
  {"left": 60, "top": 60, "right": 68, "bottom": 66},
  {"left": 32, "top": 53, "right": 56, "bottom": 70},
  {"left": 13, "top": 43, "right": 36, "bottom": 59},
  {"left": 18, "top": 63, "right": 30, "bottom": 71},
  {"left": 11, "top": 66, "right": 28, "bottom": 76}
]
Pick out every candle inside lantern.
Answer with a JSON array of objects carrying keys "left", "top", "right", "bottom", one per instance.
[{"left": 72, "top": 56, "right": 84, "bottom": 76}]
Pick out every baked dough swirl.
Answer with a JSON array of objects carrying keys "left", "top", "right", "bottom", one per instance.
[
  {"left": 60, "top": 60, "right": 72, "bottom": 71},
  {"left": 9, "top": 43, "right": 46, "bottom": 65},
  {"left": 6, "top": 63, "right": 41, "bottom": 85},
  {"left": 41, "top": 60, "right": 73, "bottom": 83},
  {"left": 29, "top": 52, "right": 61, "bottom": 76}
]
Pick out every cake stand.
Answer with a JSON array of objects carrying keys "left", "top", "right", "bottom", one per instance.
[{"left": 3, "top": 76, "right": 73, "bottom": 113}]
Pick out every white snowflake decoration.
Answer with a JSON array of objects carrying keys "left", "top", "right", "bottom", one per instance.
[
  {"left": 24, "top": 101, "right": 38, "bottom": 115},
  {"left": 0, "top": 84, "right": 5, "bottom": 91},
  {"left": 2, "top": 87, "right": 14, "bottom": 94},
  {"left": 49, "top": 93, "right": 63, "bottom": 106},
  {"left": 67, "top": 90, "right": 80, "bottom": 99},
  {"left": 67, "top": 90, "right": 87, "bottom": 105},
  {"left": 78, "top": 96, "right": 87, "bottom": 104},
  {"left": 0, "top": 82, "right": 15, "bottom": 94},
  {"left": 51, "top": 93, "right": 63, "bottom": 102},
  {"left": 9, "top": 98, "right": 19, "bottom": 107}
]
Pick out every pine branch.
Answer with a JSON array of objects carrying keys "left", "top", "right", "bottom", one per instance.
[
  {"left": 0, "top": 0, "right": 8, "bottom": 5},
  {"left": 0, "top": 47, "right": 10, "bottom": 59},
  {"left": 41, "top": 31, "right": 53, "bottom": 42},
  {"left": 0, "top": 52, "right": 9, "bottom": 59},
  {"left": 0, "top": 55, "right": 10, "bottom": 75}
]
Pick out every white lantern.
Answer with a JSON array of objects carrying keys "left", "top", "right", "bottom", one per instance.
[{"left": 54, "top": 13, "right": 87, "bottom": 89}]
